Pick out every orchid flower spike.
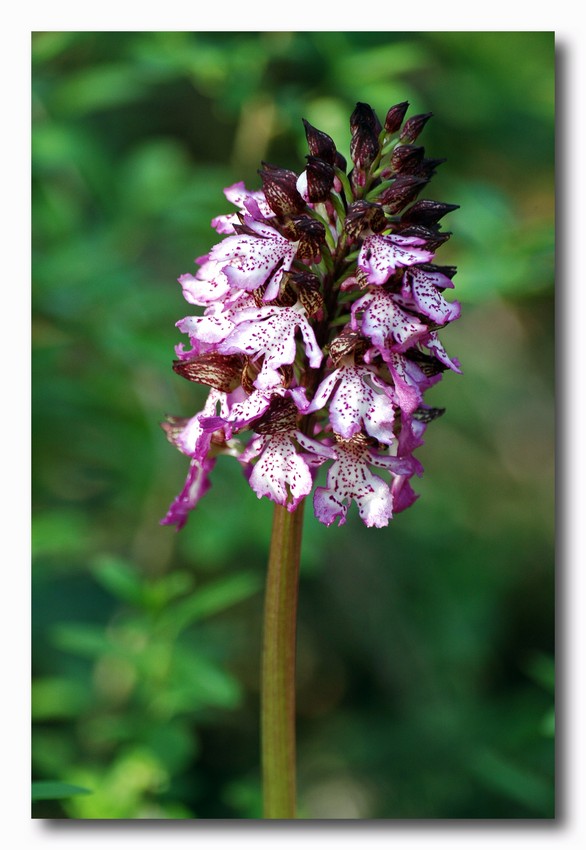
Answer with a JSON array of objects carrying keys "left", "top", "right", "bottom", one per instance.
[{"left": 162, "top": 101, "right": 461, "bottom": 529}]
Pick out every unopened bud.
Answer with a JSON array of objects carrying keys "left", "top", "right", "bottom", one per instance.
[
  {"left": 172, "top": 353, "right": 243, "bottom": 392},
  {"left": 384, "top": 101, "right": 409, "bottom": 134},
  {"left": 286, "top": 215, "right": 326, "bottom": 259},
  {"left": 399, "top": 113, "right": 433, "bottom": 144},
  {"left": 390, "top": 144, "right": 425, "bottom": 175},
  {"left": 344, "top": 200, "right": 387, "bottom": 240},
  {"left": 350, "top": 102, "right": 382, "bottom": 136},
  {"left": 377, "top": 174, "right": 427, "bottom": 213},
  {"left": 259, "top": 163, "right": 306, "bottom": 217},
  {"left": 288, "top": 271, "right": 324, "bottom": 317},
  {"left": 411, "top": 157, "right": 446, "bottom": 180},
  {"left": 302, "top": 119, "right": 337, "bottom": 164},
  {"left": 305, "top": 155, "right": 335, "bottom": 202},
  {"left": 350, "top": 125, "right": 379, "bottom": 170},
  {"left": 350, "top": 102, "right": 381, "bottom": 170},
  {"left": 407, "top": 350, "right": 448, "bottom": 377},
  {"left": 401, "top": 200, "right": 460, "bottom": 226},
  {"left": 254, "top": 395, "right": 298, "bottom": 434},
  {"left": 397, "top": 223, "right": 452, "bottom": 251},
  {"left": 241, "top": 359, "right": 259, "bottom": 394},
  {"left": 328, "top": 330, "right": 369, "bottom": 366}
]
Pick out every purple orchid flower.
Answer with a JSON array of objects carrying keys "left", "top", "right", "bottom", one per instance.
[{"left": 162, "top": 101, "right": 461, "bottom": 528}]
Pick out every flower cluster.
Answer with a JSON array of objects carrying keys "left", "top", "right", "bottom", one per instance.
[{"left": 161, "top": 101, "right": 461, "bottom": 529}]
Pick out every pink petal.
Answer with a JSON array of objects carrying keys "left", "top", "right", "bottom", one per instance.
[
  {"left": 210, "top": 231, "right": 297, "bottom": 293},
  {"left": 211, "top": 182, "right": 275, "bottom": 233},
  {"left": 160, "top": 457, "right": 215, "bottom": 530},
  {"left": 218, "top": 305, "right": 322, "bottom": 382},
  {"left": 248, "top": 434, "right": 313, "bottom": 511},
  {"left": 422, "top": 331, "right": 462, "bottom": 372},
  {"left": 177, "top": 309, "right": 236, "bottom": 346},
  {"left": 358, "top": 234, "right": 434, "bottom": 286},
  {"left": 313, "top": 441, "right": 394, "bottom": 528},
  {"left": 307, "top": 369, "right": 341, "bottom": 414},
  {"left": 352, "top": 288, "right": 429, "bottom": 352},
  {"left": 402, "top": 268, "right": 461, "bottom": 324},
  {"left": 331, "top": 368, "right": 395, "bottom": 443}
]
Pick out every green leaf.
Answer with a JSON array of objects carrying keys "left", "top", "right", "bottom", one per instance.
[
  {"left": 51, "top": 623, "right": 112, "bottom": 658},
  {"left": 91, "top": 554, "right": 145, "bottom": 606},
  {"left": 166, "top": 572, "right": 261, "bottom": 634},
  {"left": 142, "top": 571, "right": 194, "bottom": 611},
  {"left": 32, "top": 781, "right": 92, "bottom": 801},
  {"left": 159, "top": 650, "right": 241, "bottom": 712}
]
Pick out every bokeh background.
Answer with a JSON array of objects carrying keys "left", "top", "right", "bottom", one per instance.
[{"left": 32, "top": 31, "right": 555, "bottom": 819}]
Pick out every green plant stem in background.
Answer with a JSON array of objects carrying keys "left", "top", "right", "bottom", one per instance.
[{"left": 261, "top": 502, "right": 305, "bottom": 819}]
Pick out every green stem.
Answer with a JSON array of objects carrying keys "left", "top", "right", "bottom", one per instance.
[{"left": 261, "top": 501, "right": 305, "bottom": 818}]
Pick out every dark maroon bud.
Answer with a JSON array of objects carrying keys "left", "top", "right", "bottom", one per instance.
[
  {"left": 421, "top": 263, "right": 457, "bottom": 280},
  {"left": 279, "top": 364, "right": 294, "bottom": 388},
  {"left": 232, "top": 213, "right": 262, "bottom": 237},
  {"left": 350, "top": 102, "right": 382, "bottom": 170},
  {"left": 288, "top": 270, "right": 324, "bottom": 316},
  {"left": 172, "top": 353, "right": 244, "bottom": 392},
  {"left": 400, "top": 112, "right": 433, "bottom": 144},
  {"left": 288, "top": 269, "right": 321, "bottom": 288},
  {"left": 390, "top": 145, "right": 425, "bottom": 175},
  {"left": 298, "top": 285, "right": 324, "bottom": 317},
  {"left": 302, "top": 118, "right": 337, "bottom": 164},
  {"left": 241, "top": 359, "right": 259, "bottom": 395},
  {"left": 401, "top": 200, "right": 460, "bottom": 226},
  {"left": 355, "top": 267, "right": 371, "bottom": 289},
  {"left": 397, "top": 223, "right": 452, "bottom": 251},
  {"left": 411, "top": 157, "right": 446, "bottom": 180},
  {"left": 336, "top": 431, "right": 373, "bottom": 450},
  {"left": 286, "top": 215, "right": 326, "bottom": 259},
  {"left": 305, "top": 155, "right": 335, "bottom": 202},
  {"left": 377, "top": 174, "right": 428, "bottom": 213},
  {"left": 252, "top": 285, "right": 267, "bottom": 307},
  {"left": 252, "top": 279, "right": 296, "bottom": 308},
  {"left": 275, "top": 282, "right": 298, "bottom": 308},
  {"left": 328, "top": 329, "right": 369, "bottom": 366},
  {"left": 254, "top": 395, "right": 299, "bottom": 435},
  {"left": 344, "top": 200, "right": 387, "bottom": 240},
  {"left": 334, "top": 151, "right": 347, "bottom": 172},
  {"left": 349, "top": 167, "right": 366, "bottom": 197},
  {"left": 350, "top": 124, "right": 379, "bottom": 170},
  {"left": 259, "top": 162, "right": 306, "bottom": 217},
  {"left": 384, "top": 101, "right": 409, "bottom": 134},
  {"left": 350, "top": 102, "right": 382, "bottom": 136}
]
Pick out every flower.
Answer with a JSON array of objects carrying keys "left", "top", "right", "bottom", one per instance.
[
  {"left": 307, "top": 362, "right": 396, "bottom": 444},
  {"left": 209, "top": 219, "right": 299, "bottom": 301},
  {"left": 162, "top": 100, "right": 461, "bottom": 528},
  {"left": 218, "top": 303, "right": 322, "bottom": 390},
  {"left": 239, "top": 395, "right": 335, "bottom": 512},
  {"left": 210, "top": 181, "right": 275, "bottom": 234},
  {"left": 358, "top": 233, "right": 434, "bottom": 285},
  {"left": 313, "top": 435, "right": 420, "bottom": 528}
]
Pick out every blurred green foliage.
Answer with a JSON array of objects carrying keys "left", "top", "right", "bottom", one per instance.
[{"left": 32, "top": 32, "right": 554, "bottom": 819}]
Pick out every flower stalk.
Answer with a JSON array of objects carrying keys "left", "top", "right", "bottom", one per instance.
[
  {"left": 160, "top": 98, "right": 462, "bottom": 818},
  {"left": 261, "top": 501, "right": 305, "bottom": 819}
]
